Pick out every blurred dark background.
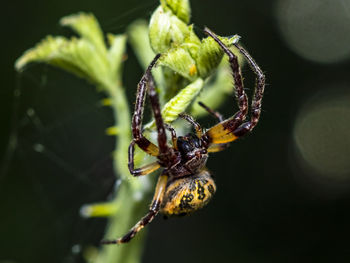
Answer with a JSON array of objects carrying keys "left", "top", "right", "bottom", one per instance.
[{"left": 2, "top": 0, "right": 350, "bottom": 262}]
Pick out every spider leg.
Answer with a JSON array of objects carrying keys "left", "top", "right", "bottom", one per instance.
[
  {"left": 207, "top": 143, "right": 229, "bottom": 153},
  {"left": 205, "top": 28, "right": 248, "bottom": 121},
  {"left": 179, "top": 113, "right": 202, "bottom": 137},
  {"left": 198, "top": 101, "right": 224, "bottom": 122},
  {"left": 128, "top": 140, "right": 161, "bottom": 176},
  {"left": 101, "top": 174, "right": 168, "bottom": 244},
  {"left": 164, "top": 123, "right": 178, "bottom": 149},
  {"left": 202, "top": 28, "right": 265, "bottom": 144},
  {"left": 230, "top": 43, "right": 265, "bottom": 137},
  {"left": 146, "top": 70, "right": 171, "bottom": 155},
  {"left": 197, "top": 102, "right": 228, "bottom": 151},
  {"left": 201, "top": 28, "right": 248, "bottom": 145},
  {"left": 132, "top": 54, "right": 161, "bottom": 157}
]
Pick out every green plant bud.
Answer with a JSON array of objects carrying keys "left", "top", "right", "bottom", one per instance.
[
  {"left": 157, "top": 33, "right": 239, "bottom": 82},
  {"left": 149, "top": 6, "right": 172, "bottom": 53},
  {"left": 182, "top": 25, "right": 201, "bottom": 57},
  {"left": 195, "top": 34, "right": 240, "bottom": 79},
  {"left": 160, "top": 0, "right": 191, "bottom": 24},
  {"left": 159, "top": 46, "right": 197, "bottom": 80},
  {"left": 149, "top": 6, "right": 191, "bottom": 53},
  {"left": 169, "top": 14, "right": 191, "bottom": 44}
]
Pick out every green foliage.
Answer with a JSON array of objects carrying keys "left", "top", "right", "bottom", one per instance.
[{"left": 15, "top": 13, "right": 125, "bottom": 92}]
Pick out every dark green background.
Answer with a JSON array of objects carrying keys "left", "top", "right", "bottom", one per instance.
[{"left": 2, "top": 0, "right": 350, "bottom": 262}]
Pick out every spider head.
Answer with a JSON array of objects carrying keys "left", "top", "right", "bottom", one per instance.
[
  {"left": 177, "top": 134, "right": 207, "bottom": 161},
  {"left": 161, "top": 169, "right": 216, "bottom": 216}
]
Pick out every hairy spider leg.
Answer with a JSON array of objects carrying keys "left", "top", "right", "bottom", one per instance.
[
  {"left": 202, "top": 27, "right": 248, "bottom": 144},
  {"left": 178, "top": 111, "right": 228, "bottom": 152},
  {"left": 202, "top": 27, "right": 265, "bottom": 144},
  {"left": 198, "top": 101, "right": 224, "bottom": 122},
  {"left": 145, "top": 66, "right": 181, "bottom": 170},
  {"left": 230, "top": 42, "right": 265, "bottom": 137},
  {"left": 207, "top": 143, "right": 229, "bottom": 153},
  {"left": 179, "top": 113, "right": 203, "bottom": 137},
  {"left": 101, "top": 174, "right": 168, "bottom": 244},
  {"left": 128, "top": 140, "right": 161, "bottom": 176},
  {"left": 128, "top": 53, "right": 178, "bottom": 174},
  {"left": 131, "top": 54, "right": 162, "bottom": 157},
  {"left": 147, "top": 73, "right": 170, "bottom": 155},
  {"left": 197, "top": 102, "right": 229, "bottom": 153},
  {"left": 164, "top": 123, "right": 178, "bottom": 149}
]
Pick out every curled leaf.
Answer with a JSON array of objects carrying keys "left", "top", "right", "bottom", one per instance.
[{"left": 145, "top": 78, "right": 204, "bottom": 128}]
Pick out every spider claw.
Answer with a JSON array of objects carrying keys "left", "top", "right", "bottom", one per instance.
[{"left": 100, "top": 239, "right": 119, "bottom": 245}]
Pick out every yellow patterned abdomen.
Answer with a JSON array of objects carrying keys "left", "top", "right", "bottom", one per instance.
[{"left": 160, "top": 170, "right": 216, "bottom": 216}]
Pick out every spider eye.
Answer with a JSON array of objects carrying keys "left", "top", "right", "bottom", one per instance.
[
  {"left": 177, "top": 137, "right": 193, "bottom": 154},
  {"left": 190, "top": 134, "right": 201, "bottom": 148}
]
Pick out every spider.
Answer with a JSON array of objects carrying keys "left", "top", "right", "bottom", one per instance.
[{"left": 101, "top": 28, "right": 265, "bottom": 244}]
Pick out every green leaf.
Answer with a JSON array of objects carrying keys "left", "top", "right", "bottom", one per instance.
[
  {"left": 107, "top": 34, "right": 127, "bottom": 80},
  {"left": 15, "top": 36, "right": 68, "bottom": 71},
  {"left": 15, "top": 12, "right": 129, "bottom": 93},
  {"left": 15, "top": 36, "right": 107, "bottom": 85},
  {"left": 60, "top": 12, "right": 107, "bottom": 57}
]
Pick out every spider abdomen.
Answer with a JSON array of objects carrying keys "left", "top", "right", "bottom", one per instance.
[{"left": 160, "top": 169, "right": 216, "bottom": 216}]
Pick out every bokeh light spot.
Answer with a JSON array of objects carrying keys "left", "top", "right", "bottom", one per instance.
[
  {"left": 293, "top": 89, "right": 350, "bottom": 189},
  {"left": 275, "top": 0, "right": 350, "bottom": 63}
]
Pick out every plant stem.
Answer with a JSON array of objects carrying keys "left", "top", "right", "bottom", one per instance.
[
  {"left": 96, "top": 184, "right": 148, "bottom": 263},
  {"left": 95, "top": 82, "right": 149, "bottom": 263}
]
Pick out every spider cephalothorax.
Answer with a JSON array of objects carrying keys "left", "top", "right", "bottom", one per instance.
[
  {"left": 101, "top": 27, "right": 265, "bottom": 245},
  {"left": 166, "top": 132, "right": 208, "bottom": 177}
]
